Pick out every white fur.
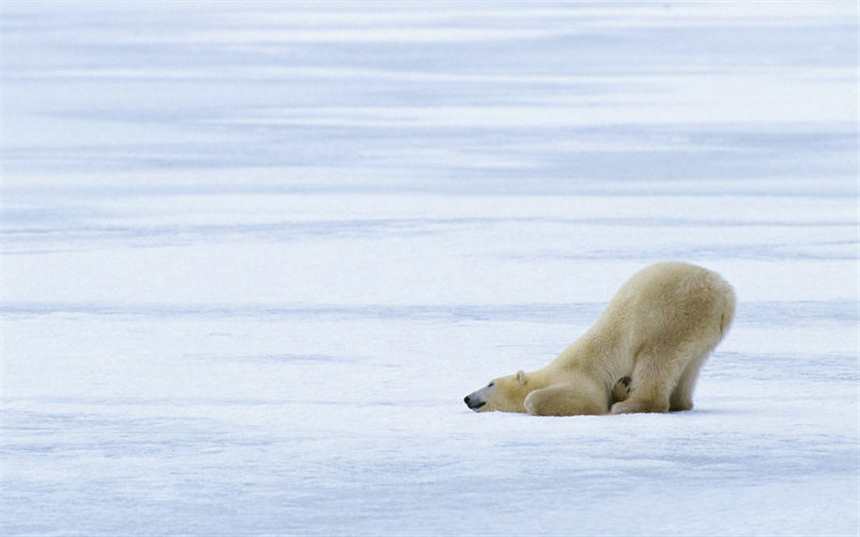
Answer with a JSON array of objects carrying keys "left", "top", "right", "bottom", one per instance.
[{"left": 466, "top": 262, "right": 736, "bottom": 416}]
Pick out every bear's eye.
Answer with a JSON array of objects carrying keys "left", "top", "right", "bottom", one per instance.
[{"left": 488, "top": 382, "right": 495, "bottom": 387}]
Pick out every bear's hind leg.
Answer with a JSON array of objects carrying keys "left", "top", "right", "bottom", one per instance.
[
  {"left": 611, "top": 347, "right": 688, "bottom": 414},
  {"left": 525, "top": 384, "right": 606, "bottom": 416},
  {"left": 669, "top": 350, "right": 709, "bottom": 411}
]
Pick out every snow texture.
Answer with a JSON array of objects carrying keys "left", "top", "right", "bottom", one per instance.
[{"left": 1, "top": 2, "right": 858, "bottom": 536}]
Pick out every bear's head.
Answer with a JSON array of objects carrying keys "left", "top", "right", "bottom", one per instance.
[{"left": 464, "top": 370, "right": 532, "bottom": 413}]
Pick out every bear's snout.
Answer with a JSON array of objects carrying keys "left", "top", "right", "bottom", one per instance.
[{"left": 464, "top": 394, "right": 485, "bottom": 411}]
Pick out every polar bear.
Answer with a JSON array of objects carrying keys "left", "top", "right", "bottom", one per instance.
[{"left": 463, "top": 262, "right": 735, "bottom": 416}]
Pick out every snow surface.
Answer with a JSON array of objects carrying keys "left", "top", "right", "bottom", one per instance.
[{"left": 1, "top": 2, "right": 858, "bottom": 536}]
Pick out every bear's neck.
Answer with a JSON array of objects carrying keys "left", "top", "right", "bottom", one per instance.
[
  {"left": 545, "top": 331, "right": 624, "bottom": 394},
  {"left": 523, "top": 368, "right": 558, "bottom": 391}
]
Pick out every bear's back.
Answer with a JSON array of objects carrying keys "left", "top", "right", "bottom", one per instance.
[{"left": 599, "top": 262, "right": 733, "bottom": 347}]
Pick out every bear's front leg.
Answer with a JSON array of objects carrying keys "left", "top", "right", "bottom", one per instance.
[
  {"left": 524, "top": 384, "right": 605, "bottom": 417},
  {"left": 610, "top": 376, "right": 632, "bottom": 405}
]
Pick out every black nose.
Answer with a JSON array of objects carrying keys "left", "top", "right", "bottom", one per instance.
[{"left": 464, "top": 395, "right": 471, "bottom": 406}]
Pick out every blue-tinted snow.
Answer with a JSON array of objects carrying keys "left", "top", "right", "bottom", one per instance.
[{"left": 1, "top": 2, "right": 858, "bottom": 536}]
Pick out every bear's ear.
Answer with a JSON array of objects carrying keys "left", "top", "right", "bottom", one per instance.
[{"left": 516, "top": 370, "right": 528, "bottom": 386}]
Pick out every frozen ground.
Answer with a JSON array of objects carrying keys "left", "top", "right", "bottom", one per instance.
[{"left": 1, "top": 2, "right": 858, "bottom": 536}]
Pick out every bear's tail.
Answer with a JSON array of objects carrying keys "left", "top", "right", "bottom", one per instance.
[{"left": 715, "top": 276, "right": 737, "bottom": 339}]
